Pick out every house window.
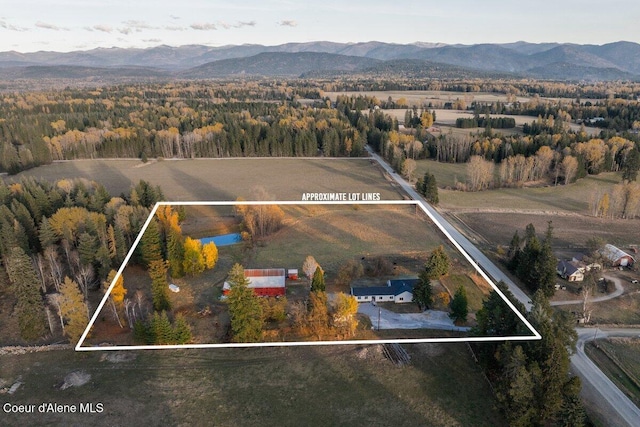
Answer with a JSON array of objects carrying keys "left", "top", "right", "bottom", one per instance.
[{"left": 399, "top": 298, "right": 403, "bottom": 301}]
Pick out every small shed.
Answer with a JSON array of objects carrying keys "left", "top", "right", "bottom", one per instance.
[
  {"left": 288, "top": 269, "right": 299, "bottom": 280},
  {"left": 169, "top": 283, "right": 180, "bottom": 293}
]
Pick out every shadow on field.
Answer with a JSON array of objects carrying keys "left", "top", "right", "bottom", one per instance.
[
  {"left": 166, "top": 167, "right": 235, "bottom": 201},
  {"left": 307, "top": 159, "right": 387, "bottom": 189},
  {"left": 35, "top": 161, "right": 134, "bottom": 195}
]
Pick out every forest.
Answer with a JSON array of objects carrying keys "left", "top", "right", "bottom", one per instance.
[{"left": 0, "top": 177, "right": 162, "bottom": 343}]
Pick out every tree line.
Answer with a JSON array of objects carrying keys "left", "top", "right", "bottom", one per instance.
[{"left": 0, "top": 177, "right": 163, "bottom": 343}]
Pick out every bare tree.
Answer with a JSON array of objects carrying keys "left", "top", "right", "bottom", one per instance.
[
  {"left": 302, "top": 256, "right": 320, "bottom": 286},
  {"left": 561, "top": 155, "right": 578, "bottom": 185},
  {"left": 32, "top": 253, "right": 48, "bottom": 293},
  {"left": 75, "top": 264, "right": 95, "bottom": 300},
  {"left": 47, "top": 293, "right": 65, "bottom": 332},
  {"left": 467, "top": 156, "right": 494, "bottom": 191},
  {"left": 44, "top": 246, "right": 63, "bottom": 292}
]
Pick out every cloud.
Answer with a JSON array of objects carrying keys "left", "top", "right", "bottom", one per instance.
[
  {"left": 122, "top": 20, "right": 153, "bottom": 30},
  {"left": 0, "top": 19, "right": 27, "bottom": 31},
  {"left": 170, "top": 15, "right": 180, "bottom": 20},
  {"left": 35, "top": 21, "right": 68, "bottom": 31},
  {"left": 93, "top": 24, "right": 113, "bottom": 33},
  {"left": 278, "top": 20, "right": 297, "bottom": 27},
  {"left": 143, "top": 38, "right": 162, "bottom": 43},
  {"left": 164, "top": 25, "right": 186, "bottom": 31},
  {"left": 190, "top": 22, "right": 217, "bottom": 31},
  {"left": 235, "top": 21, "right": 256, "bottom": 28},
  {"left": 117, "top": 20, "right": 156, "bottom": 35}
]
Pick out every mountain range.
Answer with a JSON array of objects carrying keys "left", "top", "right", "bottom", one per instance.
[{"left": 1, "top": 41, "right": 639, "bottom": 81}]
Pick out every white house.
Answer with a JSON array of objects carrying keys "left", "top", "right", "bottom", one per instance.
[{"left": 350, "top": 278, "right": 419, "bottom": 304}]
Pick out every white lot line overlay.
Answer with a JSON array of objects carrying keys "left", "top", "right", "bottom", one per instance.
[{"left": 76, "top": 200, "right": 540, "bottom": 351}]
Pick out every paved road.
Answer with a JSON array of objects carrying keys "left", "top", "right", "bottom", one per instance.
[
  {"left": 366, "top": 146, "right": 640, "bottom": 427},
  {"left": 573, "top": 328, "right": 640, "bottom": 427},
  {"left": 551, "top": 274, "right": 624, "bottom": 306}
]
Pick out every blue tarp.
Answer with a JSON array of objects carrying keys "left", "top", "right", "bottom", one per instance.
[{"left": 199, "top": 233, "right": 242, "bottom": 247}]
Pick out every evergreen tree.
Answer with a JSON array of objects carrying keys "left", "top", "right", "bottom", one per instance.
[
  {"left": 622, "top": 148, "right": 639, "bottom": 181},
  {"left": 166, "top": 228, "right": 184, "bottom": 278},
  {"left": 449, "top": 285, "right": 468, "bottom": 324},
  {"left": 412, "top": 272, "right": 433, "bottom": 310},
  {"left": 39, "top": 216, "right": 58, "bottom": 249},
  {"left": 77, "top": 232, "right": 98, "bottom": 266},
  {"left": 139, "top": 218, "right": 162, "bottom": 267},
  {"left": 421, "top": 171, "right": 439, "bottom": 205},
  {"left": 173, "top": 314, "right": 192, "bottom": 344},
  {"left": 226, "top": 263, "right": 263, "bottom": 343},
  {"left": 310, "top": 266, "right": 325, "bottom": 293},
  {"left": 4, "top": 246, "right": 46, "bottom": 340},
  {"left": 149, "top": 260, "right": 171, "bottom": 312},
  {"left": 424, "top": 245, "right": 450, "bottom": 279},
  {"left": 150, "top": 311, "right": 174, "bottom": 344}
]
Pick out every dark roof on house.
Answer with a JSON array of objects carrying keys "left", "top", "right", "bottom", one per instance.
[
  {"left": 557, "top": 260, "right": 580, "bottom": 276},
  {"left": 351, "top": 278, "right": 419, "bottom": 297}
]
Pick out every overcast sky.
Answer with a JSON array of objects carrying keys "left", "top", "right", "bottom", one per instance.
[{"left": 1, "top": 0, "right": 638, "bottom": 52}]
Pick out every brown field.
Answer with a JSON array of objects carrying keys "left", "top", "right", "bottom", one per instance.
[
  {"left": 586, "top": 338, "right": 640, "bottom": 407},
  {"left": 0, "top": 344, "right": 505, "bottom": 426},
  {"left": 456, "top": 211, "right": 640, "bottom": 257},
  {"left": 11, "top": 158, "right": 403, "bottom": 201}
]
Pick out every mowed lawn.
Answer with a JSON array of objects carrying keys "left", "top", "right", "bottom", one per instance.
[
  {"left": 1, "top": 345, "right": 505, "bottom": 426},
  {"left": 11, "top": 158, "right": 402, "bottom": 201}
]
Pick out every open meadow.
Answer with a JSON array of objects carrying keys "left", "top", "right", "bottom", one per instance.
[
  {"left": 11, "top": 158, "right": 403, "bottom": 202},
  {"left": 0, "top": 344, "right": 505, "bottom": 427}
]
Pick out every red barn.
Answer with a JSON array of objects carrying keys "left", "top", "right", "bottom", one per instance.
[{"left": 223, "top": 268, "right": 286, "bottom": 297}]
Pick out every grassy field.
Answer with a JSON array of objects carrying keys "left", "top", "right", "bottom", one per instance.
[
  {"left": 439, "top": 172, "right": 622, "bottom": 214},
  {"left": 253, "top": 204, "right": 465, "bottom": 274},
  {"left": 1, "top": 345, "right": 505, "bottom": 426},
  {"left": 586, "top": 338, "right": 640, "bottom": 407},
  {"left": 440, "top": 274, "right": 488, "bottom": 314},
  {"left": 10, "top": 158, "right": 403, "bottom": 202}
]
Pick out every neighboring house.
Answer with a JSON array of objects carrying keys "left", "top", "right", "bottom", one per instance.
[
  {"left": 557, "top": 260, "right": 584, "bottom": 282},
  {"left": 223, "top": 268, "right": 286, "bottom": 297},
  {"left": 600, "top": 244, "right": 636, "bottom": 267},
  {"left": 350, "top": 278, "right": 419, "bottom": 304}
]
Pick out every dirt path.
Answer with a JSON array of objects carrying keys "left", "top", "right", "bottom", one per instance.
[{"left": 551, "top": 274, "right": 624, "bottom": 306}]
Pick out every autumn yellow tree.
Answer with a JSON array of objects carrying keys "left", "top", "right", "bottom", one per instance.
[
  {"left": 103, "top": 269, "right": 127, "bottom": 328},
  {"left": 59, "top": 276, "right": 89, "bottom": 344},
  {"left": 332, "top": 292, "right": 359, "bottom": 337},
  {"left": 202, "top": 241, "right": 218, "bottom": 270},
  {"left": 182, "top": 237, "right": 205, "bottom": 276}
]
